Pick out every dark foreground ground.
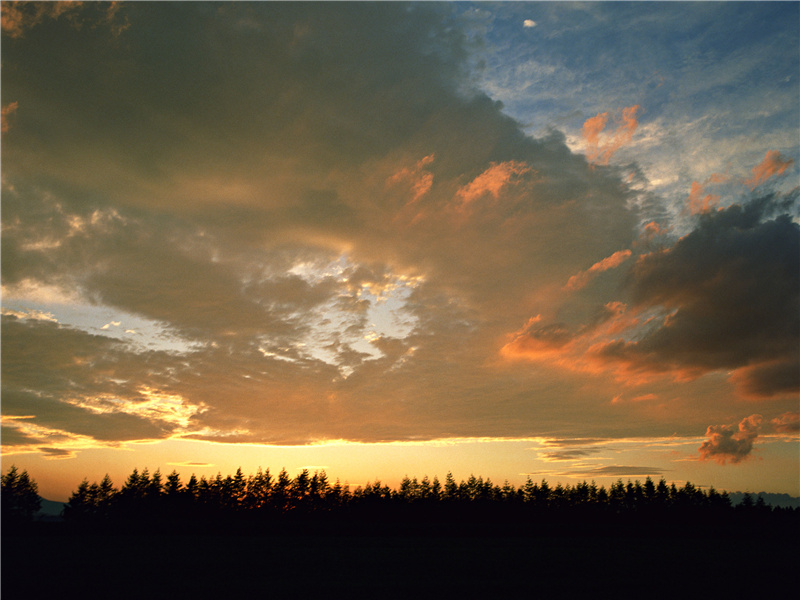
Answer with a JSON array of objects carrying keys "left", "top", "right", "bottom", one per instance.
[{"left": 3, "top": 524, "right": 796, "bottom": 598}]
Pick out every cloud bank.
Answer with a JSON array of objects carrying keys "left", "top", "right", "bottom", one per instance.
[{"left": 1, "top": 3, "right": 798, "bottom": 459}]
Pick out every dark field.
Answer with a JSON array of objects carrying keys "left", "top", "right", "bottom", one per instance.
[{"left": 3, "top": 528, "right": 796, "bottom": 598}]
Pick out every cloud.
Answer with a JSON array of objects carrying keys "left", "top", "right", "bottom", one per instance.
[
  {"left": 387, "top": 155, "right": 436, "bottom": 204},
  {"left": 565, "top": 249, "right": 632, "bottom": 291},
  {"left": 3, "top": 3, "right": 793, "bottom": 455},
  {"left": 745, "top": 150, "right": 794, "bottom": 189},
  {"left": 686, "top": 180, "right": 720, "bottom": 215},
  {"left": 770, "top": 411, "right": 800, "bottom": 434},
  {"left": 571, "top": 465, "right": 668, "bottom": 477},
  {"left": 699, "top": 414, "right": 762, "bottom": 464},
  {"left": 600, "top": 195, "right": 799, "bottom": 393},
  {"left": 38, "top": 447, "right": 77, "bottom": 460},
  {"left": 0, "top": 307, "right": 58, "bottom": 322},
  {"left": 582, "top": 105, "right": 641, "bottom": 165},
  {"left": 541, "top": 447, "right": 602, "bottom": 461},
  {"left": 0, "top": 1, "right": 127, "bottom": 39},
  {"left": 456, "top": 160, "right": 535, "bottom": 205},
  {"left": 1, "top": 102, "right": 19, "bottom": 133},
  {"left": 523, "top": 19, "right": 537, "bottom": 28},
  {"left": 503, "top": 193, "right": 799, "bottom": 398}
]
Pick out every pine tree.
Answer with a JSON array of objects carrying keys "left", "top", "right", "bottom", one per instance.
[{"left": 1, "top": 466, "right": 42, "bottom": 522}]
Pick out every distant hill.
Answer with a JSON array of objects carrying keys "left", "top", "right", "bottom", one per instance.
[
  {"left": 36, "top": 497, "right": 66, "bottom": 521},
  {"left": 728, "top": 492, "right": 800, "bottom": 509}
]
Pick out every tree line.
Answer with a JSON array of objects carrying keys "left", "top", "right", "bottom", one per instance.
[{"left": 3, "top": 465, "right": 796, "bottom": 535}]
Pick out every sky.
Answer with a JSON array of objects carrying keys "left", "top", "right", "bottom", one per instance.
[{"left": 1, "top": 1, "right": 798, "bottom": 502}]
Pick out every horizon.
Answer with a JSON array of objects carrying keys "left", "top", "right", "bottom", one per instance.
[
  {"left": 22, "top": 463, "right": 800, "bottom": 506},
  {"left": 2, "top": 2, "right": 798, "bottom": 503}
]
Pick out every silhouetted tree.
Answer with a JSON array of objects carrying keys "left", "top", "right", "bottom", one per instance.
[
  {"left": 1, "top": 466, "right": 41, "bottom": 523},
  {"left": 443, "top": 472, "right": 458, "bottom": 501},
  {"left": 58, "top": 465, "right": 795, "bottom": 536}
]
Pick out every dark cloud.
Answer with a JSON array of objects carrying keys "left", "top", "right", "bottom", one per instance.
[
  {"left": 1, "top": 315, "right": 181, "bottom": 445},
  {"left": 541, "top": 448, "right": 602, "bottom": 461},
  {"left": 771, "top": 412, "right": 800, "bottom": 434},
  {"left": 37, "top": 447, "right": 75, "bottom": 459},
  {"left": 572, "top": 465, "right": 668, "bottom": 477},
  {"left": 600, "top": 194, "right": 799, "bottom": 395},
  {"left": 543, "top": 438, "right": 612, "bottom": 447},
  {"left": 507, "top": 192, "right": 799, "bottom": 400},
  {"left": 0, "top": 424, "right": 41, "bottom": 447},
  {"left": 699, "top": 414, "right": 762, "bottom": 465}
]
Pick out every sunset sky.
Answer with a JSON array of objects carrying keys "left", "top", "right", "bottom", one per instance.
[{"left": 2, "top": 1, "right": 798, "bottom": 502}]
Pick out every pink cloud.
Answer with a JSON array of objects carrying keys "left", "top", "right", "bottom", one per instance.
[
  {"left": 699, "top": 414, "right": 762, "bottom": 464},
  {"left": 581, "top": 112, "right": 609, "bottom": 163},
  {"left": 745, "top": 150, "right": 794, "bottom": 189},
  {"left": 686, "top": 180, "right": 720, "bottom": 215},
  {"left": 582, "top": 105, "right": 641, "bottom": 165}
]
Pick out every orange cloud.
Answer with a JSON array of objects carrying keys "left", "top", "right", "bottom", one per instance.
[
  {"left": 582, "top": 105, "right": 641, "bottom": 165},
  {"left": 456, "top": 161, "right": 533, "bottom": 205},
  {"left": 686, "top": 180, "right": 720, "bottom": 215},
  {"left": 500, "top": 315, "right": 574, "bottom": 366},
  {"left": 610, "top": 393, "right": 658, "bottom": 405},
  {"left": 1, "top": 101, "right": 19, "bottom": 133},
  {"left": 639, "top": 221, "right": 669, "bottom": 244},
  {"left": 1, "top": 1, "right": 127, "bottom": 38},
  {"left": 388, "top": 154, "right": 435, "bottom": 203},
  {"left": 745, "top": 150, "right": 794, "bottom": 189},
  {"left": 770, "top": 411, "right": 800, "bottom": 433},
  {"left": 501, "top": 302, "right": 672, "bottom": 385},
  {"left": 581, "top": 112, "right": 609, "bottom": 163},
  {"left": 564, "top": 249, "right": 632, "bottom": 291},
  {"left": 698, "top": 414, "right": 762, "bottom": 464},
  {"left": 1, "top": 1, "right": 83, "bottom": 38}
]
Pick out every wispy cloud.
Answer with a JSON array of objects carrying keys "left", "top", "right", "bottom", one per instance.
[
  {"left": 0, "top": 1, "right": 127, "bottom": 39},
  {"left": 771, "top": 412, "right": 800, "bottom": 434},
  {"left": 569, "top": 465, "right": 668, "bottom": 478},
  {"left": 1, "top": 101, "right": 19, "bottom": 133},
  {"left": 564, "top": 249, "right": 632, "bottom": 291},
  {"left": 745, "top": 150, "right": 794, "bottom": 189},
  {"left": 582, "top": 105, "right": 641, "bottom": 165}
]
